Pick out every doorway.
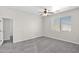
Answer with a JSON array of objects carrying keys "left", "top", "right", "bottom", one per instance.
[{"left": 0, "top": 18, "right": 13, "bottom": 45}]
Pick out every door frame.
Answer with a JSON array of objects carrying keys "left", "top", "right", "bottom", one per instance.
[{"left": 0, "top": 18, "right": 3, "bottom": 45}]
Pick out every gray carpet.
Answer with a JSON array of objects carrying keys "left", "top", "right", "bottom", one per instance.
[{"left": 0, "top": 36, "right": 79, "bottom": 53}]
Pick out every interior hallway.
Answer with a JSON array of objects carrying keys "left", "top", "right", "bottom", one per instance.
[{"left": 0, "top": 36, "right": 79, "bottom": 53}]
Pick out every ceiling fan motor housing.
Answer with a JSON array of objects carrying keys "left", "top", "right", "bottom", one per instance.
[{"left": 44, "top": 8, "right": 47, "bottom": 14}]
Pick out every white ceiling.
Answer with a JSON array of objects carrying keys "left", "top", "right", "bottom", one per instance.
[
  {"left": 7, "top": 6, "right": 52, "bottom": 15},
  {"left": 6, "top": 6, "right": 79, "bottom": 15}
]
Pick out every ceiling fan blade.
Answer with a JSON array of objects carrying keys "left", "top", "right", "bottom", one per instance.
[{"left": 48, "top": 12, "right": 54, "bottom": 14}]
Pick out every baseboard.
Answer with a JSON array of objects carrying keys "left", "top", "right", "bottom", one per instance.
[
  {"left": 13, "top": 35, "right": 43, "bottom": 43},
  {"left": 13, "top": 35, "right": 79, "bottom": 45},
  {"left": 44, "top": 36, "right": 79, "bottom": 45}
]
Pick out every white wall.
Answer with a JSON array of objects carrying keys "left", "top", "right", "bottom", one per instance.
[
  {"left": 1, "top": 7, "right": 79, "bottom": 44},
  {"left": 43, "top": 8, "right": 79, "bottom": 44},
  {"left": 0, "top": 7, "right": 42, "bottom": 43}
]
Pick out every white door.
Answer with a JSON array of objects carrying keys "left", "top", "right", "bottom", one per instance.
[
  {"left": 3, "top": 18, "right": 11, "bottom": 40},
  {"left": 0, "top": 18, "right": 3, "bottom": 44}
]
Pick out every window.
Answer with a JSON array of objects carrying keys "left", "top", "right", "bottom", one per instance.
[
  {"left": 53, "top": 17, "right": 60, "bottom": 32},
  {"left": 53, "top": 16, "right": 71, "bottom": 32},
  {"left": 60, "top": 16, "right": 71, "bottom": 32}
]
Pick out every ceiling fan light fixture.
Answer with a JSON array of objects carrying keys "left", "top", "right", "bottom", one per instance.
[
  {"left": 40, "top": 8, "right": 53, "bottom": 16},
  {"left": 42, "top": 13, "right": 48, "bottom": 16}
]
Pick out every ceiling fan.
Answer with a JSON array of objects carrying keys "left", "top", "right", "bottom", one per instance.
[{"left": 40, "top": 8, "right": 54, "bottom": 16}]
